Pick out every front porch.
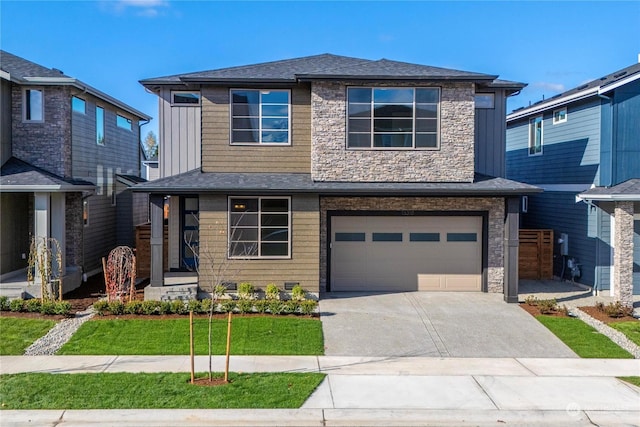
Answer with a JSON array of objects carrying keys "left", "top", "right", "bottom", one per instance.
[
  {"left": 143, "top": 271, "right": 199, "bottom": 301},
  {"left": 0, "top": 266, "right": 83, "bottom": 300}
]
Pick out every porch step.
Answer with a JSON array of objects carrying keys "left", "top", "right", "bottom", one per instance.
[
  {"left": 0, "top": 286, "right": 26, "bottom": 300},
  {"left": 144, "top": 283, "right": 198, "bottom": 301}
]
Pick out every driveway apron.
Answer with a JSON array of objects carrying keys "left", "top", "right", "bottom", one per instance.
[{"left": 319, "top": 292, "right": 577, "bottom": 358}]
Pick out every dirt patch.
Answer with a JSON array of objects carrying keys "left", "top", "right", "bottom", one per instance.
[
  {"left": 519, "top": 303, "right": 569, "bottom": 318},
  {"left": 578, "top": 306, "right": 637, "bottom": 325},
  {"left": 190, "top": 377, "right": 230, "bottom": 387}
]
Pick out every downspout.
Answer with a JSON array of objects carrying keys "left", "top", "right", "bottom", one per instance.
[
  {"left": 595, "top": 91, "right": 613, "bottom": 296},
  {"left": 138, "top": 118, "right": 151, "bottom": 179}
]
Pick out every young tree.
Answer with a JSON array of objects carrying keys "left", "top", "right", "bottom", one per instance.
[{"left": 143, "top": 130, "right": 158, "bottom": 159}]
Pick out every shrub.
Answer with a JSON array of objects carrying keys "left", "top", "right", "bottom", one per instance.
[
  {"left": 0, "top": 296, "right": 9, "bottom": 311},
  {"left": 171, "top": 299, "right": 188, "bottom": 315},
  {"left": 236, "top": 299, "right": 254, "bottom": 314},
  {"left": 291, "top": 285, "right": 306, "bottom": 302},
  {"left": 124, "top": 300, "right": 143, "bottom": 315},
  {"left": 220, "top": 300, "right": 236, "bottom": 313},
  {"left": 9, "top": 298, "right": 24, "bottom": 312},
  {"left": 238, "top": 282, "right": 254, "bottom": 300},
  {"left": 254, "top": 299, "right": 268, "bottom": 314},
  {"left": 93, "top": 300, "right": 109, "bottom": 315},
  {"left": 187, "top": 299, "right": 201, "bottom": 313},
  {"left": 141, "top": 300, "right": 159, "bottom": 315},
  {"left": 268, "top": 300, "right": 285, "bottom": 315},
  {"left": 299, "top": 300, "right": 318, "bottom": 316},
  {"left": 524, "top": 295, "right": 538, "bottom": 306},
  {"left": 200, "top": 298, "right": 213, "bottom": 314},
  {"left": 40, "top": 300, "right": 57, "bottom": 315},
  {"left": 282, "top": 300, "right": 298, "bottom": 315},
  {"left": 213, "top": 284, "right": 227, "bottom": 299},
  {"left": 265, "top": 284, "right": 280, "bottom": 300},
  {"left": 53, "top": 301, "right": 72, "bottom": 316},
  {"left": 537, "top": 298, "right": 558, "bottom": 314},
  {"left": 24, "top": 298, "right": 42, "bottom": 313},
  {"left": 600, "top": 301, "right": 632, "bottom": 318},
  {"left": 108, "top": 300, "right": 125, "bottom": 315},
  {"left": 159, "top": 301, "right": 172, "bottom": 315}
]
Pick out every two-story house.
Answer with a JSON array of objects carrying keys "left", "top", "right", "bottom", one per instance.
[
  {"left": 506, "top": 62, "right": 640, "bottom": 306},
  {"left": 0, "top": 51, "right": 151, "bottom": 297},
  {"left": 135, "top": 54, "right": 538, "bottom": 302}
]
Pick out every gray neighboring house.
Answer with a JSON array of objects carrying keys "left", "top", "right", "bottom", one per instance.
[
  {"left": 134, "top": 54, "right": 539, "bottom": 302},
  {"left": 506, "top": 62, "right": 640, "bottom": 306},
  {"left": 0, "top": 50, "right": 151, "bottom": 297}
]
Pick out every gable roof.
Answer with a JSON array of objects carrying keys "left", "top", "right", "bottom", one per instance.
[
  {"left": 141, "top": 53, "right": 523, "bottom": 89},
  {"left": 1, "top": 50, "right": 151, "bottom": 121},
  {"left": 1, "top": 157, "right": 95, "bottom": 192},
  {"left": 507, "top": 62, "right": 640, "bottom": 122},
  {"left": 579, "top": 179, "right": 640, "bottom": 201}
]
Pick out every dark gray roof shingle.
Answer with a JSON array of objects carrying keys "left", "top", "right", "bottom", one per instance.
[
  {"left": 1, "top": 157, "right": 94, "bottom": 191},
  {"left": 132, "top": 169, "right": 541, "bottom": 196},
  {"left": 1, "top": 50, "right": 71, "bottom": 79},
  {"left": 580, "top": 179, "right": 640, "bottom": 200}
]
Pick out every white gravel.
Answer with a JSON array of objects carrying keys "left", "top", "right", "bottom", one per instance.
[
  {"left": 24, "top": 308, "right": 95, "bottom": 356},
  {"left": 572, "top": 308, "right": 640, "bottom": 359}
]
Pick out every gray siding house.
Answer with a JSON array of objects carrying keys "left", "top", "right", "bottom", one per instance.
[
  {"left": 0, "top": 51, "right": 151, "bottom": 296},
  {"left": 506, "top": 62, "right": 640, "bottom": 306},
  {"left": 135, "top": 54, "right": 539, "bottom": 302}
]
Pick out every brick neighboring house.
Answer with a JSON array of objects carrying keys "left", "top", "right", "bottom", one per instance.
[
  {"left": 134, "top": 54, "right": 539, "bottom": 302},
  {"left": 0, "top": 50, "right": 151, "bottom": 297}
]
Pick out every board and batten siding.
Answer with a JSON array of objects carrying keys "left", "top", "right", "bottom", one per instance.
[
  {"left": 474, "top": 89, "right": 507, "bottom": 178},
  {"left": 158, "top": 88, "right": 201, "bottom": 178},
  {"left": 506, "top": 99, "right": 601, "bottom": 185},
  {"left": 71, "top": 91, "right": 141, "bottom": 272},
  {"left": 197, "top": 194, "right": 319, "bottom": 292},
  {"left": 201, "top": 85, "right": 311, "bottom": 173}
]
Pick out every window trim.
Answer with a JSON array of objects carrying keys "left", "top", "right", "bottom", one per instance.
[
  {"left": 553, "top": 107, "right": 567, "bottom": 124},
  {"left": 346, "top": 86, "right": 441, "bottom": 151},
  {"left": 528, "top": 115, "right": 543, "bottom": 156},
  {"left": 96, "top": 106, "right": 105, "bottom": 146},
  {"left": 22, "top": 88, "right": 44, "bottom": 122},
  {"left": 72, "top": 96, "right": 86, "bottom": 114},
  {"left": 229, "top": 89, "right": 292, "bottom": 146},
  {"left": 474, "top": 93, "right": 495, "bottom": 109},
  {"left": 116, "top": 113, "right": 133, "bottom": 131},
  {"left": 171, "top": 90, "right": 201, "bottom": 106},
  {"left": 227, "top": 196, "right": 291, "bottom": 259}
]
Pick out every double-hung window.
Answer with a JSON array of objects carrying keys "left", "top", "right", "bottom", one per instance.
[
  {"left": 230, "top": 89, "right": 290, "bottom": 144},
  {"left": 528, "top": 115, "right": 543, "bottom": 155},
  {"left": 229, "top": 197, "right": 290, "bottom": 258},
  {"left": 347, "top": 87, "right": 440, "bottom": 149},
  {"left": 23, "top": 88, "right": 44, "bottom": 122}
]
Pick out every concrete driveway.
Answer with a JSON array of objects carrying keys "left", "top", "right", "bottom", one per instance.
[{"left": 319, "top": 292, "right": 578, "bottom": 358}]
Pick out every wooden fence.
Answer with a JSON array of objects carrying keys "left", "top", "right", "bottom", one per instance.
[
  {"left": 519, "top": 229, "right": 554, "bottom": 280},
  {"left": 135, "top": 223, "right": 168, "bottom": 278}
]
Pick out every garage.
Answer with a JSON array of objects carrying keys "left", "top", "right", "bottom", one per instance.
[{"left": 330, "top": 215, "right": 483, "bottom": 292}]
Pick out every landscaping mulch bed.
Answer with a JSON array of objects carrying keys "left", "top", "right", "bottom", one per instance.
[
  {"left": 578, "top": 306, "right": 637, "bottom": 325},
  {"left": 519, "top": 303, "right": 569, "bottom": 318}
]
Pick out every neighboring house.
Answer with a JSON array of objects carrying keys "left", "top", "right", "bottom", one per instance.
[
  {"left": 134, "top": 54, "right": 539, "bottom": 302},
  {"left": 141, "top": 149, "right": 159, "bottom": 181},
  {"left": 506, "top": 62, "right": 640, "bottom": 306},
  {"left": 0, "top": 50, "right": 151, "bottom": 297}
]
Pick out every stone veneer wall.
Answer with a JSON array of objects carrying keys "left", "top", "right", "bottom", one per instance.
[
  {"left": 12, "top": 85, "right": 72, "bottom": 178},
  {"left": 319, "top": 197, "right": 505, "bottom": 292},
  {"left": 613, "top": 201, "right": 634, "bottom": 307},
  {"left": 311, "top": 81, "right": 475, "bottom": 182}
]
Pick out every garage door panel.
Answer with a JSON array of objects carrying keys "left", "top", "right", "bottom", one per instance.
[{"left": 331, "top": 216, "right": 482, "bottom": 292}]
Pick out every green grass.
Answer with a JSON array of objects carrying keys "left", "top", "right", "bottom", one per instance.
[
  {"left": 0, "top": 372, "right": 325, "bottom": 409},
  {"left": 58, "top": 317, "right": 324, "bottom": 355},
  {"left": 536, "top": 315, "right": 633, "bottom": 358},
  {"left": 609, "top": 321, "right": 640, "bottom": 346},
  {"left": 619, "top": 377, "right": 640, "bottom": 388},
  {"left": 0, "top": 317, "right": 56, "bottom": 355}
]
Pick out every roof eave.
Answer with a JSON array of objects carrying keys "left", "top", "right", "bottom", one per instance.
[
  {"left": 296, "top": 74, "right": 498, "bottom": 82},
  {"left": 0, "top": 184, "right": 95, "bottom": 192},
  {"left": 578, "top": 193, "right": 640, "bottom": 202},
  {"left": 179, "top": 77, "right": 297, "bottom": 84},
  {"left": 507, "top": 87, "right": 600, "bottom": 122}
]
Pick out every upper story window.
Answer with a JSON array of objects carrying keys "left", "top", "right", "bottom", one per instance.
[
  {"left": 230, "top": 89, "right": 290, "bottom": 145},
  {"left": 528, "top": 115, "right": 543, "bottom": 156},
  {"left": 553, "top": 107, "right": 567, "bottom": 124},
  {"left": 23, "top": 88, "right": 44, "bottom": 122},
  {"left": 96, "top": 106, "right": 105, "bottom": 145},
  {"left": 347, "top": 87, "right": 440, "bottom": 149},
  {"left": 172, "top": 91, "right": 201, "bottom": 105},
  {"left": 72, "top": 96, "right": 86, "bottom": 114},
  {"left": 116, "top": 114, "right": 132, "bottom": 131},
  {"left": 475, "top": 93, "right": 495, "bottom": 109}
]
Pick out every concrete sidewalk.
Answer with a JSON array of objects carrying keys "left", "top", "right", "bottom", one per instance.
[{"left": 2, "top": 356, "right": 639, "bottom": 426}]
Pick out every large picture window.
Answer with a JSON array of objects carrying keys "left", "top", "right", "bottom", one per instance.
[
  {"left": 230, "top": 89, "right": 290, "bottom": 145},
  {"left": 347, "top": 87, "right": 439, "bottom": 149},
  {"left": 528, "top": 115, "right": 543, "bottom": 155},
  {"left": 229, "top": 197, "right": 290, "bottom": 258}
]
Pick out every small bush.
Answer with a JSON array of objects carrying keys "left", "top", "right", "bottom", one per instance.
[
  {"left": 93, "top": 300, "right": 109, "bottom": 315},
  {"left": 265, "top": 284, "right": 280, "bottom": 300},
  {"left": 171, "top": 299, "right": 188, "bottom": 315},
  {"left": 254, "top": 299, "right": 268, "bottom": 314},
  {"left": 238, "top": 282, "right": 255, "bottom": 300},
  {"left": 53, "top": 301, "right": 72, "bottom": 316},
  {"left": 40, "top": 300, "right": 57, "bottom": 315},
  {"left": 108, "top": 300, "right": 125, "bottom": 316},
  {"left": 299, "top": 300, "right": 318, "bottom": 316},
  {"left": 9, "top": 299, "right": 24, "bottom": 312},
  {"left": 537, "top": 298, "right": 558, "bottom": 314},
  {"left": 0, "top": 296, "right": 9, "bottom": 311},
  {"left": 159, "top": 301, "right": 172, "bottom": 315},
  {"left": 213, "top": 284, "right": 227, "bottom": 299},
  {"left": 600, "top": 301, "right": 633, "bottom": 318},
  {"left": 187, "top": 299, "right": 201, "bottom": 313},
  {"left": 24, "top": 299, "right": 42, "bottom": 313},
  {"left": 268, "top": 300, "right": 285, "bottom": 315},
  {"left": 200, "top": 299, "right": 213, "bottom": 314},
  {"left": 291, "top": 285, "right": 306, "bottom": 302},
  {"left": 524, "top": 295, "right": 538, "bottom": 306},
  {"left": 141, "top": 300, "right": 159, "bottom": 315},
  {"left": 220, "top": 300, "right": 236, "bottom": 313},
  {"left": 236, "top": 299, "right": 254, "bottom": 314},
  {"left": 124, "top": 301, "right": 143, "bottom": 315},
  {"left": 282, "top": 300, "right": 298, "bottom": 314}
]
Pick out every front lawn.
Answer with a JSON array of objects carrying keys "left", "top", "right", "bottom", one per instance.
[
  {"left": 0, "top": 372, "right": 325, "bottom": 409},
  {"left": 619, "top": 377, "right": 640, "bottom": 388},
  {"left": 0, "top": 317, "right": 56, "bottom": 355},
  {"left": 536, "top": 315, "right": 633, "bottom": 358},
  {"left": 609, "top": 321, "right": 640, "bottom": 347},
  {"left": 58, "top": 317, "right": 324, "bottom": 355}
]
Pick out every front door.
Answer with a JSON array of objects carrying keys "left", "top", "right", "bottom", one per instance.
[{"left": 181, "top": 196, "right": 199, "bottom": 270}]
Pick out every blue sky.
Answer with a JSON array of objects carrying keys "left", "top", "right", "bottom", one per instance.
[{"left": 2, "top": 0, "right": 639, "bottom": 139}]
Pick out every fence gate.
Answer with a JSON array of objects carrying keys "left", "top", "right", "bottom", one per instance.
[{"left": 519, "top": 229, "right": 554, "bottom": 280}]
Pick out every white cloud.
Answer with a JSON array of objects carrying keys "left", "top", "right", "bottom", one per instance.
[
  {"left": 533, "top": 82, "right": 565, "bottom": 93},
  {"left": 103, "top": 0, "right": 169, "bottom": 17}
]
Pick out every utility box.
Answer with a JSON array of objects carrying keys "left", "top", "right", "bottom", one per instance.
[{"left": 559, "top": 233, "right": 569, "bottom": 256}]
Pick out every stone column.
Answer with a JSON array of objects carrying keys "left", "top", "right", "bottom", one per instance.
[
  {"left": 149, "top": 194, "right": 164, "bottom": 287},
  {"left": 33, "top": 193, "right": 50, "bottom": 281},
  {"left": 613, "top": 201, "right": 634, "bottom": 307},
  {"left": 50, "top": 193, "right": 66, "bottom": 276},
  {"left": 503, "top": 197, "right": 520, "bottom": 303}
]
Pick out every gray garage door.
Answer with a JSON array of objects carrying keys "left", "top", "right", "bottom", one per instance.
[{"left": 330, "top": 216, "right": 482, "bottom": 292}]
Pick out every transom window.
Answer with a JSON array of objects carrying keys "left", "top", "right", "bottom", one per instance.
[
  {"left": 475, "top": 93, "right": 495, "bottom": 109},
  {"left": 228, "top": 197, "right": 290, "bottom": 258},
  {"left": 172, "top": 91, "right": 200, "bottom": 105},
  {"left": 347, "top": 87, "right": 440, "bottom": 149},
  {"left": 23, "top": 88, "right": 44, "bottom": 122},
  {"left": 116, "top": 114, "right": 132, "bottom": 130},
  {"left": 72, "top": 96, "right": 86, "bottom": 114},
  {"left": 528, "top": 115, "right": 543, "bottom": 155},
  {"left": 553, "top": 108, "right": 567, "bottom": 124},
  {"left": 230, "top": 89, "right": 290, "bottom": 145}
]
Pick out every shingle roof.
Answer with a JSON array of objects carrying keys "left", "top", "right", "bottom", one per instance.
[
  {"left": 1, "top": 157, "right": 95, "bottom": 192},
  {"left": 131, "top": 169, "right": 541, "bottom": 196},
  {"left": 0, "top": 50, "right": 71, "bottom": 79},
  {"left": 140, "top": 53, "right": 506, "bottom": 85},
  {"left": 579, "top": 179, "right": 640, "bottom": 201}
]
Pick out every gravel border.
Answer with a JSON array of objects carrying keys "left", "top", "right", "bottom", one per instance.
[
  {"left": 24, "top": 308, "right": 95, "bottom": 356},
  {"left": 572, "top": 308, "right": 640, "bottom": 359}
]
